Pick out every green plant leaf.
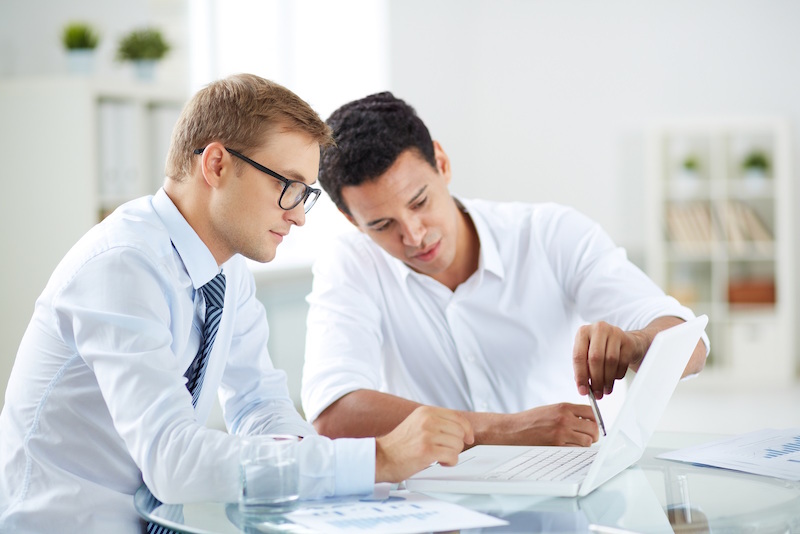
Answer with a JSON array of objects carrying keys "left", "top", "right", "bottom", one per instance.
[
  {"left": 742, "top": 151, "right": 770, "bottom": 172},
  {"left": 62, "top": 22, "right": 100, "bottom": 50},
  {"left": 116, "top": 28, "right": 170, "bottom": 61}
]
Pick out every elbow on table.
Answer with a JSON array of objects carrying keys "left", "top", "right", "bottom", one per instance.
[{"left": 311, "top": 407, "right": 340, "bottom": 439}]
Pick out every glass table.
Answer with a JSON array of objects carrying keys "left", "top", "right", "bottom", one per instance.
[{"left": 135, "top": 433, "right": 800, "bottom": 533}]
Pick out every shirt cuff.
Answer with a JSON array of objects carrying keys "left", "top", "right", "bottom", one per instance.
[{"left": 333, "top": 437, "right": 375, "bottom": 496}]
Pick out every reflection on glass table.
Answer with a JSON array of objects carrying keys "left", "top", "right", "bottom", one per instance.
[{"left": 135, "top": 433, "right": 800, "bottom": 534}]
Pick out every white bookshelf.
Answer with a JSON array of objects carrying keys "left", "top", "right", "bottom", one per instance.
[
  {"left": 0, "top": 77, "right": 186, "bottom": 403},
  {"left": 645, "top": 118, "right": 795, "bottom": 387}
]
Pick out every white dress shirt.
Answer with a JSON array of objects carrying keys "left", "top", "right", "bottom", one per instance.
[
  {"left": 302, "top": 199, "right": 707, "bottom": 423},
  {"left": 0, "top": 189, "right": 373, "bottom": 534}
]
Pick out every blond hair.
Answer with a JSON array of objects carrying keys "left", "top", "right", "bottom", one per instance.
[{"left": 165, "top": 73, "right": 333, "bottom": 181}]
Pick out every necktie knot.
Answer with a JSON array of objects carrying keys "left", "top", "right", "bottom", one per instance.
[{"left": 201, "top": 272, "right": 226, "bottom": 310}]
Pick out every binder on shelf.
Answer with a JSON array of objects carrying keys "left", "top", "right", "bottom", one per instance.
[{"left": 98, "top": 99, "right": 141, "bottom": 203}]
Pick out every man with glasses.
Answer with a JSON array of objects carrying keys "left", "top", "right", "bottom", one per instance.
[
  {"left": 193, "top": 147, "right": 322, "bottom": 213},
  {"left": 301, "top": 92, "right": 709, "bottom": 448},
  {"left": 0, "top": 76, "right": 472, "bottom": 533}
]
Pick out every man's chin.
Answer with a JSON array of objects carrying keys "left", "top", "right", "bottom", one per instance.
[
  {"left": 404, "top": 260, "right": 439, "bottom": 277},
  {"left": 243, "top": 248, "right": 277, "bottom": 264}
]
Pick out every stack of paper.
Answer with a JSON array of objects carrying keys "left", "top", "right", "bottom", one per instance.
[{"left": 658, "top": 428, "right": 800, "bottom": 480}]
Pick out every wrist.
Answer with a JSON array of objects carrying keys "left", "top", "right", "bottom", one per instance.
[
  {"left": 628, "top": 329, "right": 654, "bottom": 367},
  {"left": 374, "top": 436, "right": 394, "bottom": 483},
  {"left": 465, "top": 411, "right": 506, "bottom": 446}
]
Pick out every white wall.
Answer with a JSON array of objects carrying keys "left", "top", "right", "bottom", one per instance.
[{"left": 386, "top": 0, "right": 800, "bottom": 265}]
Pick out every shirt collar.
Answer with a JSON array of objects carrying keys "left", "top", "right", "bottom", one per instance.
[
  {"left": 459, "top": 197, "right": 505, "bottom": 280},
  {"left": 381, "top": 195, "right": 505, "bottom": 285},
  {"left": 152, "top": 187, "right": 220, "bottom": 289}
]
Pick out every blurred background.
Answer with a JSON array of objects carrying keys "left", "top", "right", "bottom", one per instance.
[{"left": 1, "top": 0, "right": 799, "bottom": 434}]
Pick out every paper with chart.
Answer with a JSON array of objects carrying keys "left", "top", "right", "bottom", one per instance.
[
  {"left": 658, "top": 428, "right": 800, "bottom": 480},
  {"left": 285, "top": 490, "right": 507, "bottom": 533}
]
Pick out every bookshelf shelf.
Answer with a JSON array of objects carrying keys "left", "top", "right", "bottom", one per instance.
[{"left": 645, "top": 118, "right": 796, "bottom": 386}]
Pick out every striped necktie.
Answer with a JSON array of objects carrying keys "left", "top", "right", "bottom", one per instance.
[
  {"left": 147, "top": 272, "right": 226, "bottom": 534},
  {"left": 184, "top": 272, "right": 226, "bottom": 407}
]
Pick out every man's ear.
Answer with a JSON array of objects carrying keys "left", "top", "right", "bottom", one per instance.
[
  {"left": 432, "top": 140, "right": 452, "bottom": 186},
  {"left": 199, "top": 142, "right": 227, "bottom": 188}
]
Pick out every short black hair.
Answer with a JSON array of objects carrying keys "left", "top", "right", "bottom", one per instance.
[{"left": 319, "top": 92, "right": 436, "bottom": 215}]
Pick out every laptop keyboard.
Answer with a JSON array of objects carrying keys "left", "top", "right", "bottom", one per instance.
[{"left": 484, "top": 448, "right": 597, "bottom": 482}]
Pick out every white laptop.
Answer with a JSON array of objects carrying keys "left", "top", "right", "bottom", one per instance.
[{"left": 406, "top": 315, "right": 708, "bottom": 498}]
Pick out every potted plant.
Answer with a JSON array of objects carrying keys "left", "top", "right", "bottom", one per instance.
[
  {"left": 681, "top": 155, "right": 700, "bottom": 174},
  {"left": 742, "top": 151, "right": 770, "bottom": 174},
  {"left": 116, "top": 27, "right": 170, "bottom": 81},
  {"left": 673, "top": 154, "right": 702, "bottom": 194},
  {"left": 61, "top": 22, "right": 100, "bottom": 75},
  {"left": 741, "top": 150, "right": 770, "bottom": 190}
]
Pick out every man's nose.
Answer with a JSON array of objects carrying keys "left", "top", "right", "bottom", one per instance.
[
  {"left": 286, "top": 203, "right": 306, "bottom": 227},
  {"left": 400, "top": 215, "right": 424, "bottom": 246}
]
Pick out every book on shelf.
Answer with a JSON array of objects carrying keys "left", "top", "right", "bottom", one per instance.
[
  {"left": 666, "top": 202, "right": 714, "bottom": 253},
  {"left": 721, "top": 200, "right": 773, "bottom": 255},
  {"left": 666, "top": 200, "right": 773, "bottom": 255}
]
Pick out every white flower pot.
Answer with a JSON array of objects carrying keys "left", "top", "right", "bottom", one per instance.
[
  {"left": 66, "top": 49, "right": 95, "bottom": 76},
  {"left": 133, "top": 60, "right": 157, "bottom": 82}
]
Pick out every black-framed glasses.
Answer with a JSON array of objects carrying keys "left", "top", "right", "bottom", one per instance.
[{"left": 193, "top": 147, "right": 321, "bottom": 213}]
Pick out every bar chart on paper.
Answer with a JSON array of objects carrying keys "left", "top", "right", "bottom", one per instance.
[
  {"left": 285, "top": 492, "right": 507, "bottom": 533},
  {"left": 763, "top": 434, "right": 800, "bottom": 459},
  {"left": 659, "top": 428, "right": 800, "bottom": 480}
]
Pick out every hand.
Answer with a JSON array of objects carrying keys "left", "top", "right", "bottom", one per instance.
[
  {"left": 572, "top": 321, "right": 649, "bottom": 400},
  {"left": 479, "top": 403, "right": 599, "bottom": 447},
  {"left": 374, "top": 406, "right": 474, "bottom": 483}
]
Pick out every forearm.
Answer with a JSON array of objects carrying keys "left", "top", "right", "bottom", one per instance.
[
  {"left": 463, "top": 404, "right": 598, "bottom": 447},
  {"left": 313, "top": 389, "right": 423, "bottom": 438},
  {"left": 635, "top": 316, "right": 707, "bottom": 376},
  {"left": 314, "top": 391, "right": 599, "bottom": 448}
]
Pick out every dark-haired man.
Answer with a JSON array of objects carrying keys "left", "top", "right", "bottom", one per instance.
[{"left": 301, "top": 92, "right": 708, "bottom": 447}]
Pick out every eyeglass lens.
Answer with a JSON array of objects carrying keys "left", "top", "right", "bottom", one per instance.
[{"left": 281, "top": 182, "right": 319, "bottom": 213}]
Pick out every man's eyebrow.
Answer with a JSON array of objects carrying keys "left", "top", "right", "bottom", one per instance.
[
  {"left": 282, "top": 168, "right": 316, "bottom": 185},
  {"left": 365, "top": 185, "right": 428, "bottom": 228},
  {"left": 407, "top": 185, "right": 428, "bottom": 206}
]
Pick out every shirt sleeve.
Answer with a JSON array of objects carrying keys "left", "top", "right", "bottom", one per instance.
[
  {"left": 302, "top": 237, "right": 386, "bottom": 423},
  {"left": 54, "top": 248, "right": 373, "bottom": 504},
  {"left": 297, "top": 436, "right": 375, "bottom": 499},
  {"left": 535, "top": 204, "right": 710, "bottom": 354}
]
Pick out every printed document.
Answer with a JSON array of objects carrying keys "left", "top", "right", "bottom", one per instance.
[
  {"left": 658, "top": 428, "right": 800, "bottom": 480},
  {"left": 285, "top": 490, "right": 507, "bottom": 533}
]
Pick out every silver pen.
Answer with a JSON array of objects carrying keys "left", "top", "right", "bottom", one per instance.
[{"left": 588, "top": 387, "right": 607, "bottom": 437}]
